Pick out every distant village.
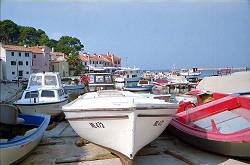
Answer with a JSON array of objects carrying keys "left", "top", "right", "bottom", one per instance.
[{"left": 0, "top": 44, "right": 121, "bottom": 81}]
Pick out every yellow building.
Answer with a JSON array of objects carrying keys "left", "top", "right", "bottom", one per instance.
[{"left": 50, "top": 52, "right": 69, "bottom": 77}]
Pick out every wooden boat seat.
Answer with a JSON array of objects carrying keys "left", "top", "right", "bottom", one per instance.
[
  {"left": 231, "top": 107, "right": 250, "bottom": 122},
  {"left": 176, "top": 95, "right": 240, "bottom": 123},
  {"left": 193, "top": 110, "right": 250, "bottom": 134}
]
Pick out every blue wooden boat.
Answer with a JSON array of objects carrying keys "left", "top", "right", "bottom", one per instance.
[
  {"left": 0, "top": 104, "right": 50, "bottom": 165},
  {"left": 123, "top": 84, "right": 154, "bottom": 92}
]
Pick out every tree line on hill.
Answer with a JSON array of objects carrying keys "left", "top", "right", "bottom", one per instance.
[{"left": 0, "top": 19, "right": 84, "bottom": 75}]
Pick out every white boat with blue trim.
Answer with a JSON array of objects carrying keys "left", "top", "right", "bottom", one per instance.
[
  {"left": 14, "top": 72, "right": 68, "bottom": 117},
  {"left": 114, "top": 67, "right": 143, "bottom": 89},
  {"left": 0, "top": 104, "right": 50, "bottom": 165},
  {"left": 63, "top": 90, "right": 178, "bottom": 159}
]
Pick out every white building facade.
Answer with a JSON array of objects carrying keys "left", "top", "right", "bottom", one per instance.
[{"left": 0, "top": 45, "right": 32, "bottom": 81}]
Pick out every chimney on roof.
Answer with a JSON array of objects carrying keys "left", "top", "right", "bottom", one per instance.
[
  {"left": 52, "top": 47, "right": 54, "bottom": 52},
  {"left": 24, "top": 45, "right": 27, "bottom": 48}
]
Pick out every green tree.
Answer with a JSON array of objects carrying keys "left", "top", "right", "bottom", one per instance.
[
  {"left": 0, "top": 20, "right": 19, "bottom": 44},
  {"left": 18, "top": 26, "right": 39, "bottom": 46},
  {"left": 38, "top": 34, "right": 49, "bottom": 45},
  {"left": 37, "top": 29, "right": 49, "bottom": 45},
  {"left": 67, "top": 52, "right": 83, "bottom": 76},
  {"left": 55, "top": 36, "right": 84, "bottom": 55},
  {"left": 47, "top": 39, "right": 58, "bottom": 49}
]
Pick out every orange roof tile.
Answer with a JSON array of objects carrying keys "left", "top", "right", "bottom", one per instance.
[
  {"left": 79, "top": 55, "right": 89, "bottom": 61},
  {"left": 2, "top": 45, "right": 32, "bottom": 52},
  {"left": 28, "top": 46, "right": 44, "bottom": 54}
]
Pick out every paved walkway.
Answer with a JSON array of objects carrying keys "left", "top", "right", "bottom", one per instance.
[
  {"left": 20, "top": 121, "right": 250, "bottom": 165},
  {"left": 0, "top": 82, "right": 22, "bottom": 103}
]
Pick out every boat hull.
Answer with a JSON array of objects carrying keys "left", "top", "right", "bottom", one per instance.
[
  {"left": 123, "top": 86, "right": 153, "bottom": 92},
  {"left": 65, "top": 108, "right": 176, "bottom": 159},
  {"left": 16, "top": 99, "right": 68, "bottom": 117},
  {"left": 1, "top": 135, "right": 43, "bottom": 165},
  {"left": 168, "top": 122, "right": 250, "bottom": 158},
  {"left": 0, "top": 114, "right": 50, "bottom": 165}
]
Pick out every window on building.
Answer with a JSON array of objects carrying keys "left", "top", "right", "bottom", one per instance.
[
  {"left": 26, "top": 71, "right": 29, "bottom": 74},
  {"left": 11, "top": 61, "right": 16, "bottom": 65},
  {"left": 25, "top": 53, "right": 29, "bottom": 57},
  {"left": 26, "top": 61, "right": 29, "bottom": 66},
  {"left": 12, "top": 72, "right": 15, "bottom": 75},
  {"left": 33, "top": 54, "right": 36, "bottom": 58},
  {"left": 18, "top": 61, "right": 23, "bottom": 65},
  {"left": 19, "top": 52, "right": 21, "bottom": 57},
  {"left": 11, "top": 52, "right": 14, "bottom": 56},
  {"left": 41, "top": 90, "right": 55, "bottom": 97},
  {"left": 18, "top": 71, "right": 23, "bottom": 77}
]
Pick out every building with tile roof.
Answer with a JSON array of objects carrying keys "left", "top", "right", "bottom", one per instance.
[
  {"left": 0, "top": 44, "right": 33, "bottom": 81},
  {"left": 79, "top": 52, "right": 121, "bottom": 71},
  {"left": 50, "top": 51, "right": 69, "bottom": 77},
  {"left": 29, "top": 45, "right": 50, "bottom": 73}
]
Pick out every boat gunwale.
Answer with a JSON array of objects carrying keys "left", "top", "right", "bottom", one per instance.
[
  {"left": 167, "top": 123, "right": 250, "bottom": 158},
  {"left": 170, "top": 118, "right": 250, "bottom": 142},
  {"left": 66, "top": 113, "right": 176, "bottom": 120},
  {"left": 63, "top": 106, "right": 178, "bottom": 112},
  {"left": 0, "top": 114, "right": 50, "bottom": 148},
  {"left": 66, "top": 115, "right": 129, "bottom": 120},
  {"left": 14, "top": 98, "right": 68, "bottom": 106}
]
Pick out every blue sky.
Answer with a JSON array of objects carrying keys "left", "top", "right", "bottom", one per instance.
[{"left": 1, "top": 0, "right": 250, "bottom": 70}]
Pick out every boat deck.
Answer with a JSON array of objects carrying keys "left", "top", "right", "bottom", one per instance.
[
  {"left": 193, "top": 108, "right": 250, "bottom": 134},
  {"left": 19, "top": 121, "right": 249, "bottom": 165}
]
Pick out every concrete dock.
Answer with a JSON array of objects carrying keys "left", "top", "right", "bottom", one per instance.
[{"left": 20, "top": 121, "right": 250, "bottom": 165}]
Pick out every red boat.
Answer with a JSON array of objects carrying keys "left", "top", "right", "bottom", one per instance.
[{"left": 168, "top": 93, "right": 250, "bottom": 158}]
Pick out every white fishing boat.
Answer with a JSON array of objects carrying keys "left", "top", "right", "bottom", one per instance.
[
  {"left": 180, "top": 68, "right": 201, "bottom": 76},
  {"left": 166, "top": 75, "right": 189, "bottom": 84},
  {"left": 63, "top": 90, "right": 178, "bottom": 159},
  {"left": 0, "top": 104, "right": 50, "bottom": 165},
  {"left": 114, "top": 67, "right": 142, "bottom": 89},
  {"left": 14, "top": 72, "right": 68, "bottom": 117},
  {"left": 86, "top": 72, "right": 115, "bottom": 92}
]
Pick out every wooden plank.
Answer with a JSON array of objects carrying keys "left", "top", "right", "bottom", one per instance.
[
  {"left": 231, "top": 107, "right": 250, "bottom": 122},
  {"left": 55, "top": 153, "right": 117, "bottom": 164},
  {"left": 193, "top": 111, "right": 239, "bottom": 129},
  {"left": 206, "top": 117, "right": 250, "bottom": 134}
]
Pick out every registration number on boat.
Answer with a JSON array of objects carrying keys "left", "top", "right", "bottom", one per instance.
[
  {"left": 89, "top": 122, "right": 105, "bottom": 128},
  {"left": 153, "top": 120, "right": 164, "bottom": 126}
]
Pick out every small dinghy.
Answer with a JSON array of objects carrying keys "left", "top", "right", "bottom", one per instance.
[
  {"left": 168, "top": 94, "right": 250, "bottom": 158},
  {"left": 123, "top": 85, "right": 154, "bottom": 92},
  {"left": 63, "top": 90, "right": 178, "bottom": 159},
  {"left": 0, "top": 104, "right": 50, "bottom": 164}
]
